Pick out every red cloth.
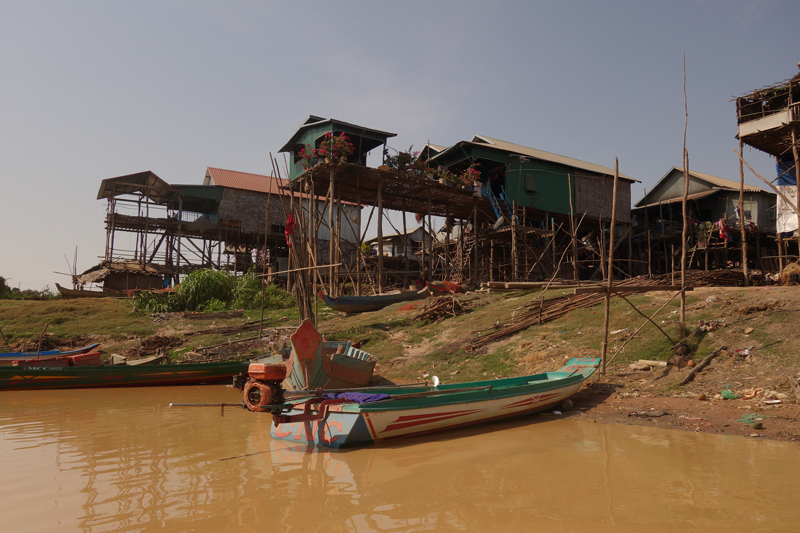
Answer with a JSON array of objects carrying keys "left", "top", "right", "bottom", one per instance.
[{"left": 285, "top": 213, "right": 295, "bottom": 247}]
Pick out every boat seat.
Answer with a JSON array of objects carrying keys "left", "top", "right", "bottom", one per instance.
[{"left": 347, "top": 348, "right": 375, "bottom": 362}]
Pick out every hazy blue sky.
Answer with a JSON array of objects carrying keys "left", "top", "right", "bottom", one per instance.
[{"left": 2, "top": 1, "right": 798, "bottom": 290}]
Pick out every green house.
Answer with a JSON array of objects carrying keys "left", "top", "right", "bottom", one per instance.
[
  {"left": 279, "top": 116, "right": 396, "bottom": 181},
  {"left": 428, "top": 135, "right": 637, "bottom": 225}
]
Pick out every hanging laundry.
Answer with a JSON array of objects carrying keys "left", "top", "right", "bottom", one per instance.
[{"left": 285, "top": 213, "right": 295, "bottom": 247}]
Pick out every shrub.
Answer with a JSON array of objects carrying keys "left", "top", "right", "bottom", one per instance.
[{"left": 133, "top": 269, "right": 295, "bottom": 313}]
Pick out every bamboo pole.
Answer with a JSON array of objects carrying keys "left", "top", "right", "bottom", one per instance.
[
  {"left": 473, "top": 197, "right": 479, "bottom": 283},
  {"left": 738, "top": 138, "right": 749, "bottom": 286},
  {"left": 356, "top": 185, "right": 362, "bottom": 296},
  {"left": 402, "top": 199, "right": 409, "bottom": 288},
  {"left": 680, "top": 149, "right": 689, "bottom": 337},
  {"left": 568, "top": 173, "right": 579, "bottom": 282},
  {"left": 680, "top": 53, "right": 689, "bottom": 338},
  {"left": 377, "top": 181, "right": 384, "bottom": 293},
  {"left": 793, "top": 126, "right": 800, "bottom": 247},
  {"left": 328, "top": 168, "right": 335, "bottom": 297},
  {"left": 600, "top": 159, "right": 619, "bottom": 375},
  {"left": 428, "top": 192, "right": 434, "bottom": 278}
]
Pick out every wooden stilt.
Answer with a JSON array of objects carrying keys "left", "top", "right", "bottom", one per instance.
[
  {"left": 377, "top": 181, "right": 384, "bottom": 293},
  {"left": 739, "top": 138, "right": 749, "bottom": 286},
  {"left": 600, "top": 159, "right": 620, "bottom": 375}
]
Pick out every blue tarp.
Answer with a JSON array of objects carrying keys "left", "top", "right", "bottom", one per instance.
[
  {"left": 776, "top": 156, "right": 796, "bottom": 186},
  {"left": 323, "top": 392, "right": 390, "bottom": 403}
]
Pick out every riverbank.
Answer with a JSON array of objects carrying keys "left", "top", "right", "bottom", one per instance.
[{"left": 2, "top": 284, "right": 799, "bottom": 443}]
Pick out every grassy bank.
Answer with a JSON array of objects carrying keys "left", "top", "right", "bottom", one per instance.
[{"left": 2, "top": 286, "right": 798, "bottom": 397}]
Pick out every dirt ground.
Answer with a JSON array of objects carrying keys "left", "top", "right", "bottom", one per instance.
[
  {"left": 566, "top": 382, "right": 800, "bottom": 443},
  {"left": 385, "top": 285, "right": 800, "bottom": 444}
]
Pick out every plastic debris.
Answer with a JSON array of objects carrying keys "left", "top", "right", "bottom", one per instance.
[{"left": 721, "top": 389, "right": 738, "bottom": 400}]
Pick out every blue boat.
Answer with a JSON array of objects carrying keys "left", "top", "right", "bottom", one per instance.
[
  {"left": 0, "top": 343, "right": 101, "bottom": 363},
  {"left": 318, "top": 287, "right": 428, "bottom": 313},
  {"left": 237, "top": 357, "right": 600, "bottom": 448}
]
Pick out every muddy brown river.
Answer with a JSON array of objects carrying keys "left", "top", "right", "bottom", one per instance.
[{"left": 1, "top": 385, "right": 798, "bottom": 532}]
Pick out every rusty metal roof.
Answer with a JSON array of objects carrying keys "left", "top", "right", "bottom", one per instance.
[
  {"left": 204, "top": 167, "right": 285, "bottom": 194},
  {"left": 97, "top": 171, "right": 175, "bottom": 203}
]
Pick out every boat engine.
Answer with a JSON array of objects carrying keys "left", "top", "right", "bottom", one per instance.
[{"left": 242, "top": 362, "right": 287, "bottom": 412}]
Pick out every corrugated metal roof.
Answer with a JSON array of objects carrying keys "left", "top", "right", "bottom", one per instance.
[
  {"left": 97, "top": 171, "right": 174, "bottom": 203},
  {"left": 467, "top": 135, "right": 639, "bottom": 182},
  {"left": 279, "top": 116, "right": 396, "bottom": 153},
  {"left": 680, "top": 167, "right": 767, "bottom": 193},
  {"left": 633, "top": 189, "right": 718, "bottom": 209},
  {"left": 204, "top": 167, "right": 285, "bottom": 194}
]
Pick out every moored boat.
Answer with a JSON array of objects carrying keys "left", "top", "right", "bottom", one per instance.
[
  {"left": 55, "top": 283, "right": 124, "bottom": 299},
  {"left": 0, "top": 359, "right": 249, "bottom": 391},
  {"left": 235, "top": 357, "right": 599, "bottom": 448},
  {"left": 0, "top": 343, "right": 101, "bottom": 364},
  {"left": 318, "top": 287, "right": 429, "bottom": 313}
]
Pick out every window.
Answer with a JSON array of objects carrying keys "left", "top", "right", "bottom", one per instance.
[{"left": 524, "top": 173, "right": 537, "bottom": 195}]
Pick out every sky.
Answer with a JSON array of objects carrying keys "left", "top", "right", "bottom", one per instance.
[{"left": 1, "top": 0, "right": 798, "bottom": 291}]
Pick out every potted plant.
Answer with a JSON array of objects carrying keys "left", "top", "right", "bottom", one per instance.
[
  {"left": 299, "top": 145, "right": 316, "bottom": 170},
  {"left": 316, "top": 132, "right": 355, "bottom": 163},
  {"left": 460, "top": 164, "right": 481, "bottom": 188}
]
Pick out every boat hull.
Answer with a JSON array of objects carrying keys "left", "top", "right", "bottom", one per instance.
[
  {"left": 269, "top": 357, "right": 599, "bottom": 448},
  {"left": 318, "top": 288, "right": 428, "bottom": 313},
  {"left": 0, "top": 343, "right": 101, "bottom": 361},
  {"left": 0, "top": 360, "right": 249, "bottom": 391},
  {"left": 55, "top": 283, "right": 122, "bottom": 299}
]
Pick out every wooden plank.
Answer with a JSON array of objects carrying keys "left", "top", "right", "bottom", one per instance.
[{"left": 573, "top": 285, "right": 693, "bottom": 295}]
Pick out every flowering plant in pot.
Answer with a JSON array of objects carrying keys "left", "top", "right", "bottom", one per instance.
[
  {"left": 384, "top": 146, "right": 422, "bottom": 174},
  {"left": 436, "top": 167, "right": 458, "bottom": 185},
  {"left": 317, "top": 132, "right": 355, "bottom": 162},
  {"left": 299, "top": 145, "right": 316, "bottom": 170},
  {"left": 460, "top": 165, "right": 481, "bottom": 187}
]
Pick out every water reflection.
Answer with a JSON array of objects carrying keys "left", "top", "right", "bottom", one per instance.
[{"left": 1, "top": 386, "right": 799, "bottom": 532}]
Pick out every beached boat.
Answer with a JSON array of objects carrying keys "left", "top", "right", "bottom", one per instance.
[
  {"left": 0, "top": 343, "right": 101, "bottom": 363},
  {"left": 55, "top": 283, "right": 124, "bottom": 299},
  {"left": 236, "top": 357, "right": 599, "bottom": 448},
  {"left": 0, "top": 359, "right": 249, "bottom": 391},
  {"left": 247, "top": 319, "right": 376, "bottom": 391},
  {"left": 318, "top": 287, "right": 428, "bottom": 313},
  {"left": 10, "top": 351, "right": 103, "bottom": 367}
]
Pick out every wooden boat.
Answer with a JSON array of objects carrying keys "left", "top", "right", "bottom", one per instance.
[
  {"left": 236, "top": 357, "right": 599, "bottom": 448},
  {"left": 0, "top": 343, "right": 101, "bottom": 363},
  {"left": 318, "top": 287, "right": 428, "bottom": 313},
  {"left": 0, "top": 359, "right": 249, "bottom": 391},
  {"left": 55, "top": 283, "right": 124, "bottom": 299},
  {"left": 10, "top": 352, "right": 103, "bottom": 367},
  {"left": 249, "top": 320, "right": 376, "bottom": 390}
]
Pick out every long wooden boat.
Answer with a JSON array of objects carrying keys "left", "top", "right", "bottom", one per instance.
[
  {"left": 10, "top": 352, "right": 103, "bottom": 367},
  {"left": 249, "top": 319, "right": 376, "bottom": 390},
  {"left": 0, "top": 342, "right": 101, "bottom": 362},
  {"left": 235, "top": 357, "right": 599, "bottom": 448},
  {"left": 318, "top": 287, "right": 428, "bottom": 313},
  {"left": 0, "top": 359, "right": 249, "bottom": 391},
  {"left": 55, "top": 283, "right": 124, "bottom": 299}
]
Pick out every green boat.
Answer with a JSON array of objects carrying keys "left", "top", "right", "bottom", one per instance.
[{"left": 0, "top": 359, "right": 249, "bottom": 391}]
